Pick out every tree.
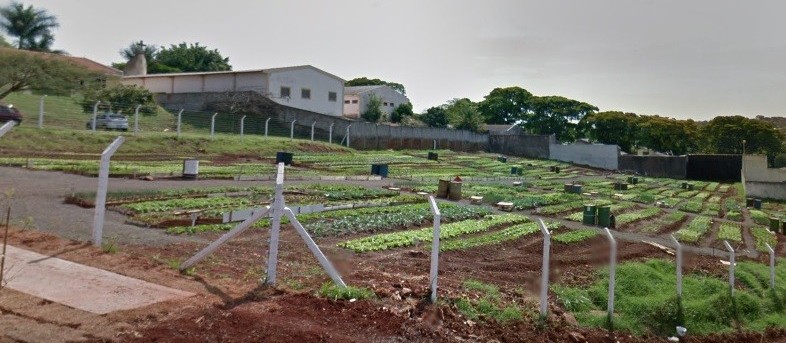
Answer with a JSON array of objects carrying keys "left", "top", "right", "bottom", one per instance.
[
  {"left": 420, "top": 106, "right": 449, "bottom": 128},
  {"left": 477, "top": 86, "right": 534, "bottom": 124},
  {"left": 0, "top": 34, "right": 11, "bottom": 47},
  {"left": 637, "top": 116, "right": 699, "bottom": 155},
  {"left": 390, "top": 102, "right": 413, "bottom": 123},
  {"left": 0, "top": 49, "right": 94, "bottom": 100},
  {"left": 0, "top": 2, "right": 58, "bottom": 51},
  {"left": 345, "top": 77, "right": 406, "bottom": 95},
  {"left": 81, "top": 84, "right": 158, "bottom": 115},
  {"left": 361, "top": 94, "right": 383, "bottom": 122},
  {"left": 580, "top": 111, "right": 640, "bottom": 152},
  {"left": 524, "top": 96, "right": 597, "bottom": 142},
  {"left": 446, "top": 98, "right": 484, "bottom": 132},
  {"left": 155, "top": 42, "right": 231, "bottom": 73},
  {"left": 701, "top": 116, "right": 784, "bottom": 155}
]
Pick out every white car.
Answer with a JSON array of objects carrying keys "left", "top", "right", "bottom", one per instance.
[{"left": 86, "top": 113, "right": 129, "bottom": 131}]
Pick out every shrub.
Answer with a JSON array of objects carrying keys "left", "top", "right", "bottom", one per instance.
[
  {"left": 81, "top": 84, "right": 158, "bottom": 115},
  {"left": 318, "top": 282, "right": 375, "bottom": 301},
  {"left": 361, "top": 94, "right": 383, "bottom": 122}
]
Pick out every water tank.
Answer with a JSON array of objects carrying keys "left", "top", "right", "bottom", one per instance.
[
  {"left": 276, "top": 152, "right": 293, "bottom": 165},
  {"left": 597, "top": 206, "right": 611, "bottom": 227},
  {"left": 582, "top": 205, "right": 597, "bottom": 225},
  {"left": 182, "top": 159, "right": 199, "bottom": 180}
]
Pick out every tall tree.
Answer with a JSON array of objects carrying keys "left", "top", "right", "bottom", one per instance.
[
  {"left": 637, "top": 116, "right": 699, "bottom": 155},
  {"left": 361, "top": 94, "right": 383, "bottom": 122},
  {"left": 154, "top": 42, "right": 231, "bottom": 73},
  {"left": 580, "top": 111, "right": 640, "bottom": 152},
  {"left": 701, "top": 116, "right": 784, "bottom": 155},
  {"left": 477, "top": 86, "right": 534, "bottom": 124},
  {"left": 445, "top": 98, "right": 484, "bottom": 132},
  {"left": 420, "top": 106, "right": 449, "bottom": 128},
  {"left": 0, "top": 1, "right": 58, "bottom": 51},
  {"left": 0, "top": 49, "right": 94, "bottom": 99},
  {"left": 115, "top": 40, "right": 181, "bottom": 73},
  {"left": 345, "top": 77, "right": 406, "bottom": 95},
  {"left": 524, "top": 96, "right": 597, "bottom": 142}
]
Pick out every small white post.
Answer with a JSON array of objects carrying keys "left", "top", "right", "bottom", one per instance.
[
  {"left": 433, "top": 139, "right": 437, "bottom": 150},
  {"left": 176, "top": 109, "right": 184, "bottom": 138},
  {"left": 538, "top": 219, "right": 551, "bottom": 317},
  {"left": 310, "top": 121, "right": 316, "bottom": 141},
  {"left": 428, "top": 196, "right": 441, "bottom": 303},
  {"left": 266, "top": 163, "right": 285, "bottom": 285},
  {"left": 38, "top": 95, "right": 46, "bottom": 129},
  {"left": 133, "top": 105, "right": 141, "bottom": 136},
  {"left": 723, "top": 240, "right": 735, "bottom": 296},
  {"left": 210, "top": 113, "right": 218, "bottom": 138},
  {"left": 91, "top": 101, "right": 100, "bottom": 131},
  {"left": 290, "top": 119, "right": 296, "bottom": 140},
  {"left": 766, "top": 243, "right": 776, "bottom": 290},
  {"left": 671, "top": 234, "right": 682, "bottom": 299},
  {"left": 346, "top": 124, "right": 351, "bottom": 147},
  {"left": 240, "top": 115, "right": 247, "bottom": 140},
  {"left": 329, "top": 123, "right": 334, "bottom": 144},
  {"left": 92, "top": 136, "right": 125, "bottom": 247},
  {"left": 604, "top": 228, "right": 617, "bottom": 321},
  {"left": 265, "top": 117, "right": 271, "bottom": 137},
  {"left": 0, "top": 121, "right": 17, "bottom": 138}
]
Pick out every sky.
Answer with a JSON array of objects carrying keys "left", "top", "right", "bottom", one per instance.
[{"left": 10, "top": 0, "right": 786, "bottom": 120}]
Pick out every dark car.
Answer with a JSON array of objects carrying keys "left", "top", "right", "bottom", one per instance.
[{"left": 0, "top": 104, "right": 22, "bottom": 124}]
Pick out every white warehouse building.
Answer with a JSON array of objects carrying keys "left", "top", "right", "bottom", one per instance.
[
  {"left": 121, "top": 65, "right": 345, "bottom": 116},
  {"left": 343, "top": 85, "right": 410, "bottom": 119}
]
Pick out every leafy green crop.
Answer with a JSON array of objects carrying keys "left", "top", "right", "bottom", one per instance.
[
  {"left": 717, "top": 221, "right": 742, "bottom": 242},
  {"left": 675, "top": 216, "right": 712, "bottom": 242},
  {"left": 553, "top": 229, "right": 598, "bottom": 244}
]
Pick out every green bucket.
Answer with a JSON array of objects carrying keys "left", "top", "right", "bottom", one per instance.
[
  {"left": 597, "top": 206, "right": 611, "bottom": 227},
  {"left": 582, "top": 205, "right": 597, "bottom": 226}
]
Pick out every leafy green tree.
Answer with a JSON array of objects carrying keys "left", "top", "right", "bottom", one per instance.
[
  {"left": 524, "top": 96, "right": 597, "bottom": 141},
  {"left": 361, "top": 94, "right": 383, "bottom": 122},
  {"left": 446, "top": 98, "right": 484, "bottom": 132},
  {"left": 155, "top": 42, "right": 231, "bottom": 73},
  {"left": 580, "top": 111, "right": 640, "bottom": 152},
  {"left": 701, "top": 116, "right": 784, "bottom": 155},
  {"left": 390, "top": 102, "right": 413, "bottom": 123},
  {"left": 637, "top": 116, "right": 699, "bottom": 155},
  {"left": 0, "top": 1, "right": 58, "bottom": 51},
  {"left": 81, "top": 84, "right": 158, "bottom": 115},
  {"left": 345, "top": 77, "right": 406, "bottom": 95},
  {"left": 0, "top": 34, "right": 10, "bottom": 47},
  {"left": 0, "top": 49, "right": 94, "bottom": 99},
  {"left": 420, "top": 106, "right": 449, "bottom": 128},
  {"left": 478, "top": 86, "right": 534, "bottom": 124}
]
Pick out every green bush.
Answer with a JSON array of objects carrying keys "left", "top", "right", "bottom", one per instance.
[{"left": 81, "top": 84, "right": 158, "bottom": 115}]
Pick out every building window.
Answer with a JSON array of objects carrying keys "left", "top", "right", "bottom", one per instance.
[
  {"left": 301, "top": 88, "right": 311, "bottom": 99},
  {"left": 344, "top": 100, "right": 350, "bottom": 104},
  {"left": 351, "top": 100, "right": 358, "bottom": 104},
  {"left": 328, "top": 91, "right": 337, "bottom": 102},
  {"left": 390, "top": 103, "right": 395, "bottom": 107},
  {"left": 280, "top": 87, "right": 291, "bottom": 98},
  {"left": 383, "top": 102, "right": 388, "bottom": 106}
]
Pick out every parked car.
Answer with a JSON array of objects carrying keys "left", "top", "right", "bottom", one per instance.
[
  {"left": 0, "top": 104, "right": 22, "bottom": 124},
  {"left": 86, "top": 113, "right": 129, "bottom": 131}
]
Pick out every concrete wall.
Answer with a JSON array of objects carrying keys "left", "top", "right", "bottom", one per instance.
[
  {"left": 549, "top": 143, "right": 620, "bottom": 170},
  {"left": 487, "top": 133, "right": 553, "bottom": 159},
  {"left": 343, "top": 95, "right": 360, "bottom": 118},
  {"left": 743, "top": 155, "right": 786, "bottom": 199},
  {"left": 618, "top": 155, "right": 687, "bottom": 178},
  {"left": 267, "top": 68, "right": 344, "bottom": 116}
]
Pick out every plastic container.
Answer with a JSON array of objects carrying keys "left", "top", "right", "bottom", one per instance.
[
  {"left": 572, "top": 184, "right": 583, "bottom": 194},
  {"left": 276, "top": 152, "right": 293, "bottom": 165},
  {"left": 437, "top": 179, "right": 450, "bottom": 198},
  {"left": 448, "top": 181, "right": 462, "bottom": 201},
  {"left": 746, "top": 198, "right": 754, "bottom": 207},
  {"left": 564, "top": 183, "right": 573, "bottom": 193},
  {"left": 771, "top": 218, "right": 782, "bottom": 232},
  {"left": 597, "top": 206, "right": 611, "bottom": 227},
  {"left": 754, "top": 199, "right": 762, "bottom": 210},
  {"left": 182, "top": 159, "right": 199, "bottom": 180},
  {"left": 428, "top": 152, "right": 439, "bottom": 161},
  {"left": 511, "top": 167, "right": 518, "bottom": 175},
  {"left": 582, "top": 205, "right": 597, "bottom": 225},
  {"left": 371, "top": 164, "right": 380, "bottom": 175},
  {"left": 377, "top": 164, "right": 389, "bottom": 178}
]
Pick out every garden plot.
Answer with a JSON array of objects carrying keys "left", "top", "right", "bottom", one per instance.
[
  {"left": 674, "top": 215, "right": 713, "bottom": 243},
  {"left": 640, "top": 211, "right": 688, "bottom": 233}
]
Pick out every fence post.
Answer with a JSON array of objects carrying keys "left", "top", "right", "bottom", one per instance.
[
  {"left": 210, "top": 113, "right": 218, "bottom": 138},
  {"left": 310, "top": 121, "right": 316, "bottom": 141},
  {"left": 133, "top": 105, "right": 141, "bottom": 135},
  {"left": 538, "top": 219, "right": 551, "bottom": 318},
  {"left": 92, "top": 136, "right": 125, "bottom": 247},
  {"left": 346, "top": 124, "right": 351, "bottom": 147},
  {"left": 329, "top": 123, "right": 334, "bottom": 144},
  {"left": 428, "top": 196, "right": 441, "bottom": 303},
  {"left": 38, "top": 95, "right": 46, "bottom": 129},
  {"left": 266, "top": 163, "right": 285, "bottom": 285},
  {"left": 265, "top": 117, "right": 271, "bottom": 137},
  {"left": 723, "top": 240, "right": 735, "bottom": 296},
  {"left": 433, "top": 139, "right": 436, "bottom": 150},
  {"left": 290, "top": 119, "right": 296, "bottom": 140},
  {"left": 91, "top": 101, "right": 100, "bottom": 131},
  {"left": 604, "top": 228, "right": 617, "bottom": 324},
  {"left": 240, "top": 115, "right": 247, "bottom": 140},
  {"left": 0, "top": 121, "right": 17, "bottom": 138},
  {"left": 766, "top": 243, "right": 776, "bottom": 289},
  {"left": 670, "top": 235, "right": 682, "bottom": 299},
  {"left": 176, "top": 109, "right": 184, "bottom": 138}
]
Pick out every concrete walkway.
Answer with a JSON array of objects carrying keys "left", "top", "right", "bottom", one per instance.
[{"left": 2, "top": 245, "right": 193, "bottom": 314}]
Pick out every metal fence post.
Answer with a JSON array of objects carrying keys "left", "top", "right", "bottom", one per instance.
[
  {"left": 176, "top": 109, "right": 183, "bottom": 138},
  {"left": 604, "top": 228, "right": 617, "bottom": 323},
  {"left": 329, "top": 123, "right": 334, "bottom": 144},
  {"left": 766, "top": 243, "right": 776, "bottom": 290},
  {"left": 210, "top": 113, "right": 218, "bottom": 138},
  {"left": 92, "top": 136, "right": 125, "bottom": 247},
  {"left": 38, "top": 95, "right": 46, "bottom": 129},
  {"left": 670, "top": 235, "right": 682, "bottom": 299},
  {"left": 290, "top": 119, "right": 296, "bottom": 140},
  {"left": 132, "top": 105, "right": 141, "bottom": 135},
  {"left": 723, "top": 240, "right": 735, "bottom": 296},
  {"left": 310, "top": 121, "right": 316, "bottom": 141},
  {"left": 346, "top": 124, "right": 351, "bottom": 147},
  {"left": 428, "top": 196, "right": 441, "bottom": 303},
  {"left": 538, "top": 219, "right": 551, "bottom": 318},
  {"left": 0, "top": 121, "right": 17, "bottom": 138},
  {"left": 240, "top": 115, "right": 247, "bottom": 140},
  {"left": 265, "top": 117, "right": 271, "bottom": 137},
  {"left": 91, "top": 101, "right": 100, "bottom": 131}
]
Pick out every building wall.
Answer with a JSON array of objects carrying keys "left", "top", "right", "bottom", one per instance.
[
  {"left": 172, "top": 75, "right": 204, "bottom": 93},
  {"left": 618, "top": 155, "right": 687, "bottom": 178},
  {"left": 346, "top": 86, "right": 410, "bottom": 118},
  {"left": 487, "top": 133, "right": 553, "bottom": 159},
  {"left": 202, "top": 74, "right": 236, "bottom": 92},
  {"left": 742, "top": 155, "right": 786, "bottom": 199},
  {"left": 549, "top": 143, "right": 620, "bottom": 170},
  {"left": 343, "top": 95, "right": 360, "bottom": 118},
  {"left": 267, "top": 68, "right": 344, "bottom": 116}
]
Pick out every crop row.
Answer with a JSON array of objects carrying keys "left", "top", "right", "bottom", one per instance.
[
  {"left": 641, "top": 211, "right": 687, "bottom": 233},
  {"left": 680, "top": 201, "right": 704, "bottom": 214},
  {"left": 749, "top": 210, "right": 770, "bottom": 226},
  {"left": 439, "top": 221, "right": 559, "bottom": 251},
  {"left": 717, "top": 222, "right": 742, "bottom": 242},
  {"left": 552, "top": 229, "right": 598, "bottom": 244},
  {"left": 675, "top": 215, "right": 713, "bottom": 242},
  {"left": 338, "top": 214, "right": 528, "bottom": 253},
  {"left": 750, "top": 226, "right": 778, "bottom": 252},
  {"left": 616, "top": 207, "right": 661, "bottom": 225}
]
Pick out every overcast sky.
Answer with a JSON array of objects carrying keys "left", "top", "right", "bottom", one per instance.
[{"left": 13, "top": 0, "right": 786, "bottom": 119}]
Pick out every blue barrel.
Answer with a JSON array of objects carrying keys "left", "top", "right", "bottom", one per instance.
[
  {"left": 511, "top": 167, "right": 518, "bottom": 175},
  {"left": 754, "top": 199, "right": 762, "bottom": 210},
  {"left": 378, "top": 164, "right": 389, "bottom": 178},
  {"left": 276, "top": 152, "right": 293, "bottom": 165}
]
